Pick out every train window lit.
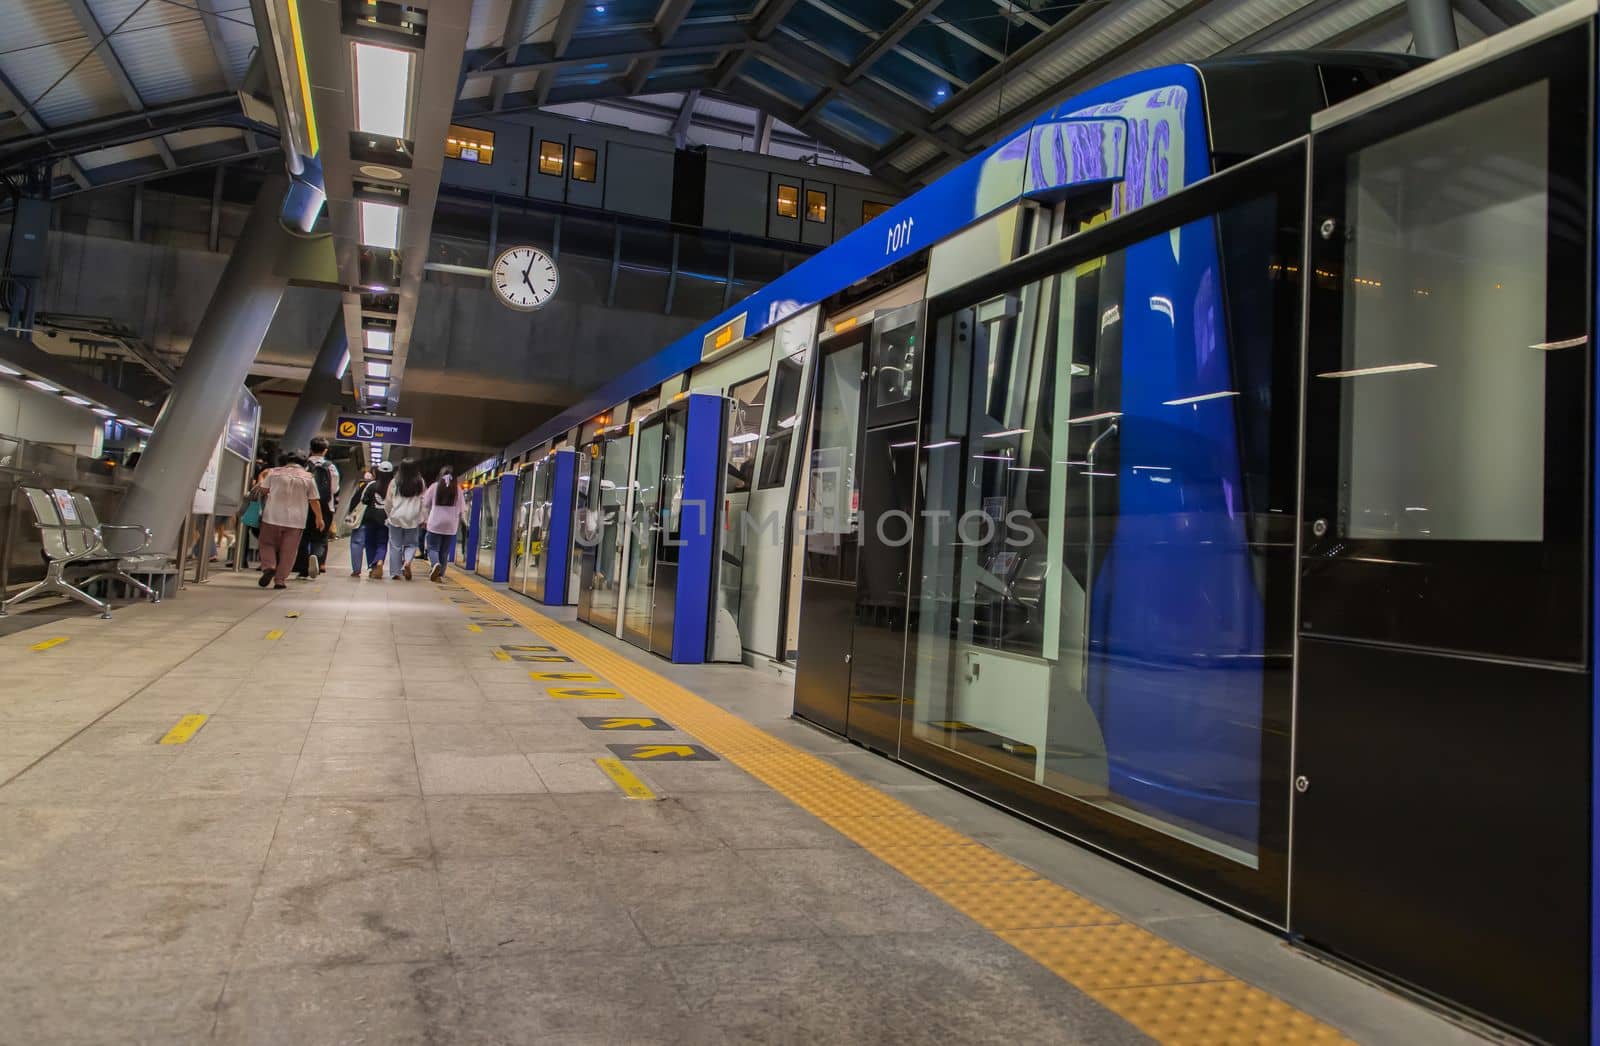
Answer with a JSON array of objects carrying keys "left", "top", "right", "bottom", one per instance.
[
  {"left": 725, "top": 372, "right": 768, "bottom": 494},
  {"left": 572, "top": 146, "right": 598, "bottom": 183},
  {"left": 806, "top": 190, "right": 827, "bottom": 223},
  {"left": 538, "top": 140, "right": 565, "bottom": 176},
  {"left": 862, "top": 200, "right": 891, "bottom": 224},
  {"left": 444, "top": 124, "right": 495, "bottom": 165},
  {"left": 775, "top": 185, "right": 799, "bottom": 219}
]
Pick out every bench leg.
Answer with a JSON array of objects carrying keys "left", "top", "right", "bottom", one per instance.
[
  {"left": 0, "top": 565, "right": 112, "bottom": 619},
  {"left": 81, "top": 569, "right": 156, "bottom": 603}
]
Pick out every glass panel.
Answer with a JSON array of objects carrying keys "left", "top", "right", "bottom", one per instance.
[
  {"left": 572, "top": 146, "right": 598, "bottom": 183},
  {"left": 623, "top": 420, "right": 665, "bottom": 643},
  {"left": 910, "top": 185, "right": 1303, "bottom": 869},
  {"left": 589, "top": 435, "right": 633, "bottom": 631},
  {"left": 806, "top": 190, "right": 828, "bottom": 223},
  {"left": 510, "top": 466, "right": 538, "bottom": 593},
  {"left": 659, "top": 409, "right": 689, "bottom": 554},
  {"left": 757, "top": 350, "right": 804, "bottom": 489},
  {"left": 538, "top": 140, "right": 565, "bottom": 177},
  {"left": 776, "top": 184, "right": 799, "bottom": 219},
  {"left": 445, "top": 124, "right": 495, "bottom": 164},
  {"left": 726, "top": 372, "right": 768, "bottom": 495},
  {"left": 869, "top": 319, "right": 918, "bottom": 411},
  {"left": 1335, "top": 81, "right": 1550, "bottom": 542},
  {"left": 476, "top": 479, "right": 499, "bottom": 572},
  {"left": 862, "top": 200, "right": 892, "bottom": 225},
  {"left": 804, "top": 344, "right": 862, "bottom": 583}
]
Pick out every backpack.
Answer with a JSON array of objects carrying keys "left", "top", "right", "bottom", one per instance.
[{"left": 309, "top": 460, "right": 334, "bottom": 514}]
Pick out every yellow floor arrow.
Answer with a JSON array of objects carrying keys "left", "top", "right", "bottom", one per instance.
[
  {"left": 601, "top": 718, "right": 658, "bottom": 729},
  {"left": 29, "top": 636, "right": 69, "bottom": 651},
  {"left": 632, "top": 744, "right": 697, "bottom": 759}
]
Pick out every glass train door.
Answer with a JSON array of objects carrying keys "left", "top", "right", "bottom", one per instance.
[
  {"left": 794, "top": 304, "right": 922, "bottom": 748},
  {"left": 574, "top": 444, "right": 602, "bottom": 621},
  {"left": 584, "top": 432, "right": 632, "bottom": 634},
  {"left": 648, "top": 403, "right": 689, "bottom": 656},
  {"left": 512, "top": 456, "right": 552, "bottom": 597},
  {"left": 1292, "top": 28, "right": 1590, "bottom": 1045},
  {"left": 621, "top": 414, "right": 666, "bottom": 649}
]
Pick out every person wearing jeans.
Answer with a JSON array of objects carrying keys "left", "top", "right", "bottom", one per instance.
[
  {"left": 384, "top": 457, "right": 427, "bottom": 581},
  {"left": 421, "top": 469, "right": 468, "bottom": 581}
]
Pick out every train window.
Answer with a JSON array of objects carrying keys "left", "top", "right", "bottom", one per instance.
[
  {"left": 775, "top": 185, "right": 799, "bottom": 219},
  {"left": 538, "top": 140, "right": 565, "bottom": 176},
  {"left": 756, "top": 351, "right": 805, "bottom": 489},
  {"left": 572, "top": 146, "right": 598, "bottom": 183},
  {"left": 725, "top": 373, "right": 768, "bottom": 495},
  {"left": 806, "top": 190, "right": 828, "bottom": 223},
  {"left": 444, "top": 124, "right": 494, "bottom": 164},
  {"left": 862, "top": 200, "right": 892, "bottom": 224}
]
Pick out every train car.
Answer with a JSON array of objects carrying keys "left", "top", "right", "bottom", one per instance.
[{"left": 497, "top": 13, "right": 1597, "bottom": 1041}]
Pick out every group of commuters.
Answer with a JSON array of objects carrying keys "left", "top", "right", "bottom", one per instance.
[{"left": 250, "top": 440, "right": 467, "bottom": 589}]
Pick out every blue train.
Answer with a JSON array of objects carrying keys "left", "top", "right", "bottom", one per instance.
[{"left": 479, "top": 12, "right": 1597, "bottom": 1043}]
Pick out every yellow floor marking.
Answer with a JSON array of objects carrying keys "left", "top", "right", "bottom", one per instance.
[
  {"left": 595, "top": 757, "right": 657, "bottom": 800},
  {"left": 29, "top": 636, "right": 69, "bottom": 651},
  {"left": 450, "top": 573, "right": 1351, "bottom": 1045},
  {"left": 532, "top": 671, "right": 598, "bottom": 682},
  {"left": 492, "top": 649, "right": 510, "bottom": 661},
  {"left": 599, "top": 717, "right": 661, "bottom": 729},
  {"left": 467, "top": 623, "right": 483, "bottom": 633},
  {"left": 159, "top": 714, "right": 209, "bottom": 745},
  {"left": 547, "top": 687, "right": 624, "bottom": 699},
  {"left": 265, "top": 629, "right": 284, "bottom": 640},
  {"left": 285, "top": 611, "right": 300, "bottom": 618}
]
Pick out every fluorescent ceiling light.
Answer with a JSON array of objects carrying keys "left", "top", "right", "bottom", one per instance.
[
  {"left": 1163, "top": 390, "right": 1239, "bottom": 406},
  {"left": 982, "top": 428, "right": 1027, "bottom": 438},
  {"left": 118, "top": 417, "right": 139, "bottom": 426},
  {"left": 367, "top": 384, "right": 387, "bottom": 397},
  {"left": 365, "top": 329, "right": 392, "bottom": 351},
  {"left": 924, "top": 440, "right": 959, "bottom": 449},
  {"left": 25, "top": 379, "right": 58, "bottom": 393},
  {"left": 972, "top": 453, "right": 1012, "bottom": 461},
  {"left": 368, "top": 362, "right": 390, "bottom": 378},
  {"left": 1066, "top": 411, "right": 1121, "bottom": 424},
  {"left": 1009, "top": 466, "right": 1044, "bottom": 473},
  {"left": 93, "top": 407, "right": 116, "bottom": 417},
  {"left": 728, "top": 432, "right": 759, "bottom": 444},
  {"left": 336, "top": 349, "right": 351, "bottom": 380},
  {"left": 353, "top": 43, "right": 412, "bottom": 139},
  {"left": 1317, "top": 362, "right": 1436, "bottom": 379},
  {"left": 1531, "top": 336, "right": 1587, "bottom": 350},
  {"left": 889, "top": 440, "right": 918, "bottom": 449},
  {"left": 136, "top": 427, "right": 152, "bottom": 435},
  {"left": 0, "top": 363, "right": 20, "bottom": 376},
  {"left": 359, "top": 200, "right": 401, "bottom": 250},
  {"left": 63, "top": 395, "right": 92, "bottom": 406}
]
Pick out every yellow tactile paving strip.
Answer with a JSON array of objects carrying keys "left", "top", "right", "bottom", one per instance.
[{"left": 449, "top": 574, "right": 1350, "bottom": 1045}]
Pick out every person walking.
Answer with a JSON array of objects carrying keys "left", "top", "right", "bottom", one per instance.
[
  {"left": 357, "top": 462, "right": 395, "bottom": 577},
  {"left": 421, "top": 468, "right": 468, "bottom": 582},
  {"left": 294, "top": 436, "right": 340, "bottom": 579},
  {"left": 253, "top": 452, "right": 324, "bottom": 590},
  {"left": 384, "top": 457, "right": 427, "bottom": 581},
  {"left": 345, "top": 468, "right": 376, "bottom": 576}
]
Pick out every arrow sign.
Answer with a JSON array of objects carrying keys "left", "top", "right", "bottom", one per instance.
[
  {"left": 532, "top": 671, "right": 598, "bottom": 681},
  {"left": 549, "top": 687, "right": 624, "bottom": 700},
  {"left": 581, "top": 716, "right": 673, "bottom": 732},
  {"left": 608, "top": 743, "right": 719, "bottom": 762}
]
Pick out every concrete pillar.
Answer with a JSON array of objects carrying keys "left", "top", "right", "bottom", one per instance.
[
  {"left": 280, "top": 312, "right": 348, "bottom": 452},
  {"left": 116, "top": 173, "right": 291, "bottom": 554},
  {"left": 1407, "top": 0, "right": 1460, "bottom": 57}
]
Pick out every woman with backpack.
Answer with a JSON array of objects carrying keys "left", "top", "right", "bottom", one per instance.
[
  {"left": 355, "top": 461, "right": 394, "bottom": 577},
  {"left": 384, "top": 457, "right": 427, "bottom": 580},
  {"left": 420, "top": 468, "right": 469, "bottom": 582}
]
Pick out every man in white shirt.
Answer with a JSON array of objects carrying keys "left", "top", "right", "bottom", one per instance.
[{"left": 296, "top": 436, "right": 341, "bottom": 579}]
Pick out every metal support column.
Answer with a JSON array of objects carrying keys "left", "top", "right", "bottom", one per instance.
[
  {"left": 281, "top": 312, "right": 349, "bottom": 452},
  {"left": 1406, "top": 0, "right": 1459, "bottom": 57},
  {"left": 116, "top": 173, "right": 292, "bottom": 555}
]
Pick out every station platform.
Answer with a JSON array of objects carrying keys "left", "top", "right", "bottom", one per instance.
[{"left": 0, "top": 562, "right": 1491, "bottom": 1045}]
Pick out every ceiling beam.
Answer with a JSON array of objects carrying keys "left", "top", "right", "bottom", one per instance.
[
  {"left": 464, "top": 25, "right": 752, "bottom": 81},
  {"left": 491, "top": 0, "right": 534, "bottom": 110},
  {"left": 625, "top": 57, "right": 656, "bottom": 94},
  {"left": 719, "top": 80, "right": 910, "bottom": 190},
  {"left": 753, "top": 0, "right": 805, "bottom": 38},
  {"left": 0, "top": 68, "right": 90, "bottom": 189},
  {"left": 60, "top": 0, "right": 176, "bottom": 169},
  {"left": 657, "top": 0, "right": 698, "bottom": 43},
  {"left": 846, "top": 0, "right": 945, "bottom": 84},
  {"left": 196, "top": 0, "right": 241, "bottom": 91},
  {"left": 0, "top": 94, "right": 256, "bottom": 170},
  {"left": 670, "top": 88, "right": 699, "bottom": 147},
  {"left": 551, "top": 0, "right": 587, "bottom": 57}
]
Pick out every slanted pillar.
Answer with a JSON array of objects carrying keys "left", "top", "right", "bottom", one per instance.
[
  {"left": 281, "top": 312, "right": 348, "bottom": 452},
  {"left": 1406, "top": 0, "right": 1460, "bottom": 57},
  {"left": 117, "top": 173, "right": 292, "bottom": 553}
]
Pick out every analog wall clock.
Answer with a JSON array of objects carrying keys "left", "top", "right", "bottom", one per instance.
[{"left": 491, "top": 245, "right": 559, "bottom": 311}]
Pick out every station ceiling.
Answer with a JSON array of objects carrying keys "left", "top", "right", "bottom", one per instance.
[{"left": 0, "top": 0, "right": 1562, "bottom": 199}]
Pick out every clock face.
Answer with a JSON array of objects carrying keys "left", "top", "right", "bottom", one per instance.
[{"left": 491, "top": 246, "right": 559, "bottom": 311}]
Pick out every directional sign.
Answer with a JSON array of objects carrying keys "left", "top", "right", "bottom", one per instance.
[
  {"left": 532, "top": 671, "right": 598, "bottom": 682},
  {"left": 501, "top": 644, "right": 557, "bottom": 653},
  {"left": 517, "top": 653, "right": 572, "bottom": 663},
  {"left": 548, "top": 687, "right": 625, "bottom": 700},
  {"left": 335, "top": 413, "right": 413, "bottom": 446},
  {"left": 607, "top": 743, "right": 719, "bottom": 762},
  {"left": 580, "top": 716, "right": 674, "bottom": 732}
]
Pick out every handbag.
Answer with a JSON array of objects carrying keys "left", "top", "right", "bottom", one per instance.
[
  {"left": 240, "top": 498, "right": 262, "bottom": 528},
  {"left": 345, "top": 501, "right": 367, "bottom": 530}
]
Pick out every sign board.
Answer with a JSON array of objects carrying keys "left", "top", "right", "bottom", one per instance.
[
  {"left": 192, "top": 435, "right": 223, "bottom": 514},
  {"left": 224, "top": 388, "right": 261, "bottom": 459},
  {"left": 335, "top": 414, "right": 413, "bottom": 446}
]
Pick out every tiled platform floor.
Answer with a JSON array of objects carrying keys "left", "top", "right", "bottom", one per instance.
[{"left": 0, "top": 562, "right": 1490, "bottom": 1045}]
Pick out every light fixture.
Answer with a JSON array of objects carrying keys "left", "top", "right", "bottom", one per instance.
[
  {"left": 1317, "top": 362, "right": 1436, "bottom": 379},
  {"left": 63, "top": 395, "right": 92, "bottom": 406},
  {"left": 1531, "top": 336, "right": 1587, "bottom": 350},
  {"left": 1009, "top": 466, "right": 1044, "bottom": 473},
  {"left": 360, "top": 163, "right": 404, "bottom": 180},
  {"left": 1066, "top": 411, "right": 1122, "bottom": 424},
  {"left": 117, "top": 417, "right": 139, "bottom": 426},
  {"left": 367, "top": 384, "right": 387, "bottom": 397},
  {"left": 360, "top": 200, "right": 401, "bottom": 250},
  {"left": 0, "top": 362, "right": 20, "bottom": 376},
  {"left": 136, "top": 426, "right": 152, "bottom": 435},
  {"left": 972, "top": 453, "right": 1013, "bottom": 461},
  {"left": 336, "top": 349, "right": 351, "bottom": 381},
  {"left": 368, "top": 362, "right": 390, "bottom": 378},
  {"left": 924, "top": 440, "right": 959, "bottom": 450},
  {"left": 1163, "top": 390, "right": 1239, "bottom": 406},
  {"left": 365, "top": 329, "right": 393, "bottom": 352},
  {"left": 728, "top": 432, "right": 758, "bottom": 444},
  {"left": 352, "top": 43, "right": 413, "bottom": 139},
  {"left": 889, "top": 440, "right": 918, "bottom": 449},
  {"left": 982, "top": 428, "right": 1027, "bottom": 438},
  {"left": 92, "top": 407, "right": 116, "bottom": 417},
  {"left": 25, "top": 379, "right": 59, "bottom": 393}
]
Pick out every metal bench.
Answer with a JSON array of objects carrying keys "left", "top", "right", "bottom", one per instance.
[{"left": 0, "top": 486, "right": 158, "bottom": 619}]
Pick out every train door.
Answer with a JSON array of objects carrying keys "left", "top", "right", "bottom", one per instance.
[
  {"left": 649, "top": 403, "right": 689, "bottom": 656},
  {"left": 585, "top": 431, "right": 633, "bottom": 634},
  {"left": 575, "top": 445, "right": 602, "bottom": 621},
  {"left": 794, "top": 303, "right": 922, "bottom": 746},
  {"left": 1291, "top": 27, "right": 1590, "bottom": 1045},
  {"left": 621, "top": 413, "right": 666, "bottom": 649}
]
